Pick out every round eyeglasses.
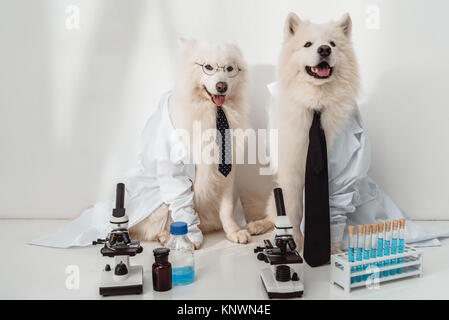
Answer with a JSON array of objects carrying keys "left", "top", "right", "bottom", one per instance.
[{"left": 195, "top": 62, "right": 241, "bottom": 78}]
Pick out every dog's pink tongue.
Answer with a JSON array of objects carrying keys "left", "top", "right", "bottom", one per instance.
[
  {"left": 212, "top": 95, "right": 226, "bottom": 106},
  {"left": 316, "top": 66, "right": 330, "bottom": 77}
]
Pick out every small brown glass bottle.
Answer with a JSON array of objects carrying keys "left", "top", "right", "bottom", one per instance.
[{"left": 152, "top": 248, "right": 172, "bottom": 292}]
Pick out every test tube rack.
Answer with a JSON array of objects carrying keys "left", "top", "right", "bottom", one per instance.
[{"left": 330, "top": 245, "right": 423, "bottom": 292}]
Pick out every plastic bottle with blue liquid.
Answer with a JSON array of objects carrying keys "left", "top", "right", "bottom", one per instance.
[{"left": 166, "top": 222, "right": 195, "bottom": 285}]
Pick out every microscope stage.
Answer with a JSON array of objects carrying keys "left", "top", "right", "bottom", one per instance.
[{"left": 99, "top": 265, "right": 143, "bottom": 296}]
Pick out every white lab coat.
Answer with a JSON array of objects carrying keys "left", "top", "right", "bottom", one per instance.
[
  {"left": 31, "top": 91, "right": 205, "bottom": 248},
  {"left": 267, "top": 82, "right": 449, "bottom": 248}
]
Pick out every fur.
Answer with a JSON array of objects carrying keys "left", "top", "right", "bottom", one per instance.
[
  {"left": 130, "top": 40, "right": 266, "bottom": 248},
  {"left": 264, "top": 13, "right": 360, "bottom": 253}
]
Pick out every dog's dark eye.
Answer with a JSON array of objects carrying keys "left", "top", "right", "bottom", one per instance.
[
  {"left": 204, "top": 64, "right": 214, "bottom": 71},
  {"left": 304, "top": 42, "right": 312, "bottom": 48},
  {"left": 330, "top": 41, "right": 336, "bottom": 47},
  {"left": 226, "top": 66, "right": 234, "bottom": 72}
]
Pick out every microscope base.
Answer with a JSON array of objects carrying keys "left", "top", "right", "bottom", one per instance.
[
  {"left": 260, "top": 267, "right": 303, "bottom": 299},
  {"left": 99, "top": 265, "right": 143, "bottom": 296}
]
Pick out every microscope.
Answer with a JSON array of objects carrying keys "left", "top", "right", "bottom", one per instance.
[
  {"left": 254, "top": 188, "right": 304, "bottom": 298},
  {"left": 92, "top": 183, "right": 144, "bottom": 296}
]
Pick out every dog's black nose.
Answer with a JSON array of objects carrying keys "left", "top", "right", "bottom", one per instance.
[
  {"left": 216, "top": 82, "right": 228, "bottom": 94},
  {"left": 317, "top": 45, "right": 332, "bottom": 58}
]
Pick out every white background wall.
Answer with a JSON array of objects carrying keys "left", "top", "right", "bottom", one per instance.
[{"left": 1, "top": 0, "right": 448, "bottom": 220}]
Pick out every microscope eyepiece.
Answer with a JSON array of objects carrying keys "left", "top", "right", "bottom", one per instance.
[
  {"left": 115, "top": 183, "right": 125, "bottom": 209},
  {"left": 113, "top": 183, "right": 126, "bottom": 218}
]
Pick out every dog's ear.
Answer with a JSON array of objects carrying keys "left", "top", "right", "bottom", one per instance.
[
  {"left": 178, "top": 38, "right": 197, "bottom": 52},
  {"left": 284, "top": 12, "right": 302, "bottom": 38},
  {"left": 338, "top": 13, "right": 352, "bottom": 37}
]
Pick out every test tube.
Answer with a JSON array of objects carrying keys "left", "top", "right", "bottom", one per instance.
[
  {"left": 370, "top": 223, "right": 378, "bottom": 271},
  {"left": 390, "top": 220, "right": 399, "bottom": 275},
  {"left": 377, "top": 222, "right": 384, "bottom": 278},
  {"left": 398, "top": 218, "right": 406, "bottom": 274},
  {"left": 348, "top": 225, "right": 356, "bottom": 283},
  {"left": 363, "top": 224, "right": 371, "bottom": 280},
  {"left": 356, "top": 225, "right": 364, "bottom": 282},
  {"left": 383, "top": 221, "right": 391, "bottom": 277}
]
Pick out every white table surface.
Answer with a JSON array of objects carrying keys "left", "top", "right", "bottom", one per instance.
[{"left": 1, "top": 219, "right": 449, "bottom": 300}]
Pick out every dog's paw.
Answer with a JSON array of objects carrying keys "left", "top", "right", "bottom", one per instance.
[
  {"left": 331, "top": 243, "right": 342, "bottom": 255},
  {"left": 157, "top": 230, "right": 170, "bottom": 246},
  {"left": 246, "top": 219, "right": 274, "bottom": 235},
  {"left": 227, "top": 229, "right": 251, "bottom": 244},
  {"left": 192, "top": 241, "right": 202, "bottom": 250}
]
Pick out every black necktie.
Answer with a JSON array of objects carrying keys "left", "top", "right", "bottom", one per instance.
[
  {"left": 216, "top": 106, "right": 232, "bottom": 177},
  {"left": 303, "top": 111, "right": 331, "bottom": 267}
]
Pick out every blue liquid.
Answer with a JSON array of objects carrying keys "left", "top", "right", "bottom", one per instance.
[
  {"left": 348, "top": 247, "right": 355, "bottom": 283},
  {"left": 377, "top": 238, "right": 383, "bottom": 278},
  {"left": 397, "top": 239, "right": 404, "bottom": 274},
  {"left": 363, "top": 249, "right": 370, "bottom": 280},
  {"left": 383, "top": 240, "right": 390, "bottom": 277},
  {"left": 390, "top": 238, "right": 397, "bottom": 275},
  {"left": 355, "top": 247, "right": 363, "bottom": 282},
  {"left": 172, "top": 266, "right": 194, "bottom": 285}
]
